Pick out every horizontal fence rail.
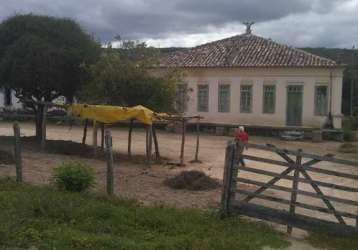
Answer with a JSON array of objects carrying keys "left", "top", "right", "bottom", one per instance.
[
  {"left": 221, "top": 141, "right": 358, "bottom": 235},
  {"left": 246, "top": 143, "right": 358, "bottom": 167}
]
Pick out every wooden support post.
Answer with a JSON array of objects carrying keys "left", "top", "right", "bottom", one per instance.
[
  {"left": 92, "top": 121, "right": 98, "bottom": 157},
  {"left": 105, "top": 129, "right": 114, "bottom": 195},
  {"left": 82, "top": 119, "right": 88, "bottom": 145},
  {"left": 179, "top": 118, "right": 186, "bottom": 166},
  {"left": 287, "top": 149, "right": 302, "bottom": 234},
  {"left": 13, "top": 123, "right": 22, "bottom": 183},
  {"left": 221, "top": 141, "right": 239, "bottom": 217},
  {"left": 101, "top": 123, "right": 105, "bottom": 150},
  {"left": 146, "top": 125, "right": 153, "bottom": 165},
  {"left": 40, "top": 104, "right": 47, "bottom": 150},
  {"left": 152, "top": 125, "right": 160, "bottom": 161},
  {"left": 191, "top": 117, "right": 202, "bottom": 163},
  {"left": 128, "top": 119, "right": 134, "bottom": 158}
]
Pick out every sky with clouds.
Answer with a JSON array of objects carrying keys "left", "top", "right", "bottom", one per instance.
[{"left": 0, "top": 0, "right": 357, "bottom": 48}]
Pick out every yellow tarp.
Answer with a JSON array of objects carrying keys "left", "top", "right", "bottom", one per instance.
[{"left": 68, "top": 104, "right": 168, "bottom": 125}]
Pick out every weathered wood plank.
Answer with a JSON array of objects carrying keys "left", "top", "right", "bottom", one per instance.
[
  {"left": 179, "top": 119, "right": 186, "bottom": 166},
  {"left": 221, "top": 141, "right": 238, "bottom": 216},
  {"left": 299, "top": 168, "right": 346, "bottom": 225},
  {"left": 238, "top": 166, "right": 358, "bottom": 192},
  {"left": 242, "top": 166, "right": 294, "bottom": 203},
  {"left": 236, "top": 189, "right": 357, "bottom": 219},
  {"left": 237, "top": 177, "right": 358, "bottom": 206},
  {"left": 193, "top": 118, "right": 201, "bottom": 162},
  {"left": 152, "top": 126, "right": 160, "bottom": 161},
  {"left": 231, "top": 202, "right": 358, "bottom": 236},
  {"left": 288, "top": 150, "right": 302, "bottom": 234},
  {"left": 247, "top": 143, "right": 358, "bottom": 167},
  {"left": 242, "top": 154, "right": 290, "bottom": 167},
  {"left": 304, "top": 166, "right": 358, "bottom": 181},
  {"left": 146, "top": 125, "right": 153, "bottom": 165}
]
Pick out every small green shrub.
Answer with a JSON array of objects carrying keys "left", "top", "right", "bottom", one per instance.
[{"left": 53, "top": 162, "right": 95, "bottom": 192}]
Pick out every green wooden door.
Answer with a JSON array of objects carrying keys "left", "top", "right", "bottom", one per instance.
[{"left": 286, "top": 85, "right": 303, "bottom": 126}]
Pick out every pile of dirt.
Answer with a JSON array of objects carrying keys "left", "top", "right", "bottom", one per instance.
[
  {"left": 0, "top": 150, "right": 14, "bottom": 164},
  {"left": 164, "top": 170, "right": 221, "bottom": 191}
]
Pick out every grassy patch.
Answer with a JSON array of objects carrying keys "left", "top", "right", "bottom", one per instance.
[
  {"left": 0, "top": 178, "right": 289, "bottom": 250},
  {"left": 307, "top": 231, "right": 358, "bottom": 250}
]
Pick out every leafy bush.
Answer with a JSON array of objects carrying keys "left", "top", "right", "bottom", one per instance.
[{"left": 53, "top": 162, "right": 95, "bottom": 192}]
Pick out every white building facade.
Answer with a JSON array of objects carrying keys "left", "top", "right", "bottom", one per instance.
[{"left": 159, "top": 33, "right": 344, "bottom": 129}]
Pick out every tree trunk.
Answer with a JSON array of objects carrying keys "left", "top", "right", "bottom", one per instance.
[{"left": 35, "top": 105, "right": 45, "bottom": 144}]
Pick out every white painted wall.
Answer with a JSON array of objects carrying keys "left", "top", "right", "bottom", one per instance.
[
  {"left": 154, "top": 67, "right": 344, "bottom": 128},
  {"left": 0, "top": 88, "right": 67, "bottom": 111},
  {"left": 0, "top": 89, "right": 23, "bottom": 110}
]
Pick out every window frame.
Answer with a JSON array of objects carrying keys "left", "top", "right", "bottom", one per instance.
[
  {"left": 314, "top": 84, "right": 328, "bottom": 116},
  {"left": 175, "top": 83, "right": 188, "bottom": 113},
  {"left": 240, "top": 84, "right": 253, "bottom": 113},
  {"left": 262, "top": 84, "right": 276, "bottom": 114},
  {"left": 197, "top": 84, "right": 209, "bottom": 112},
  {"left": 218, "top": 83, "right": 231, "bottom": 113}
]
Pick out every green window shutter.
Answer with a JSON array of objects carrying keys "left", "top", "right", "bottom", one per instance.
[
  {"left": 197, "top": 84, "right": 209, "bottom": 112},
  {"left": 240, "top": 85, "right": 252, "bottom": 113},
  {"left": 263, "top": 85, "right": 276, "bottom": 114},
  {"left": 218, "top": 84, "right": 230, "bottom": 112},
  {"left": 314, "top": 85, "right": 328, "bottom": 116}
]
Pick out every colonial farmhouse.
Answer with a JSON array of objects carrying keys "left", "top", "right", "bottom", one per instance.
[{"left": 157, "top": 32, "right": 344, "bottom": 129}]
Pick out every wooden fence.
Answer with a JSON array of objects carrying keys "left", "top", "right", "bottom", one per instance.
[{"left": 221, "top": 141, "right": 358, "bottom": 235}]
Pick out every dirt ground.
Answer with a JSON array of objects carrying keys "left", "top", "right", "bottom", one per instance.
[{"left": 0, "top": 121, "right": 357, "bottom": 243}]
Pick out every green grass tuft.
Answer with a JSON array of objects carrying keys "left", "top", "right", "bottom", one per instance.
[
  {"left": 307, "top": 231, "right": 358, "bottom": 250},
  {"left": 0, "top": 178, "right": 289, "bottom": 250}
]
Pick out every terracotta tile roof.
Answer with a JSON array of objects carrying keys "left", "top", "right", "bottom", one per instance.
[{"left": 159, "top": 34, "right": 339, "bottom": 68}]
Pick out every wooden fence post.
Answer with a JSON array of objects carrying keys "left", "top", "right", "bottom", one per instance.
[
  {"left": 146, "top": 124, "right": 153, "bottom": 165},
  {"left": 221, "top": 141, "right": 239, "bottom": 216},
  {"left": 152, "top": 125, "right": 160, "bottom": 161},
  {"left": 128, "top": 119, "right": 134, "bottom": 158},
  {"left": 101, "top": 123, "right": 105, "bottom": 150},
  {"left": 13, "top": 123, "right": 22, "bottom": 183},
  {"left": 105, "top": 129, "right": 114, "bottom": 195},
  {"left": 82, "top": 119, "right": 88, "bottom": 145},
  {"left": 179, "top": 118, "right": 186, "bottom": 166},
  {"left": 92, "top": 121, "right": 98, "bottom": 157},
  {"left": 287, "top": 149, "right": 302, "bottom": 234},
  {"left": 40, "top": 104, "right": 47, "bottom": 150},
  {"left": 191, "top": 117, "right": 201, "bottom": 163}
]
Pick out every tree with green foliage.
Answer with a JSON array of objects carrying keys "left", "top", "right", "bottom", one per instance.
[
  {"left": 80, "top": 41, "right": 178, "bottom": 112},
  {"left": 0, "top": 14, "right": 101, "bottom": 141}
]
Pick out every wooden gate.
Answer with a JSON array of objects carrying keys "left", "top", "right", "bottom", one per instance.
[{"left": 221, "top": 141, "right": 358, "bottom": 235}]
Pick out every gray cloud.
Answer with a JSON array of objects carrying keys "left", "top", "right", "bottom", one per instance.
[{"left": 0, "top": 0, "right": 356, "bottom": 47}]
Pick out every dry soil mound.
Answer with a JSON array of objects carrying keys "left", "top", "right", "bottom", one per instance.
[{"left": 164, "top": 170, "right": 220, "bottom": 191}]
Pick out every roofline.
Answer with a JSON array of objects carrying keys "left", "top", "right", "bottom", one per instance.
[{"left": 154, "top": 64, "right": 347, "bottom": 70}]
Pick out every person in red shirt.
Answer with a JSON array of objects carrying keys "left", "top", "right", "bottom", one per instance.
[{"left": 234, "top": 126, "right": 249, "bottom": 166}]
